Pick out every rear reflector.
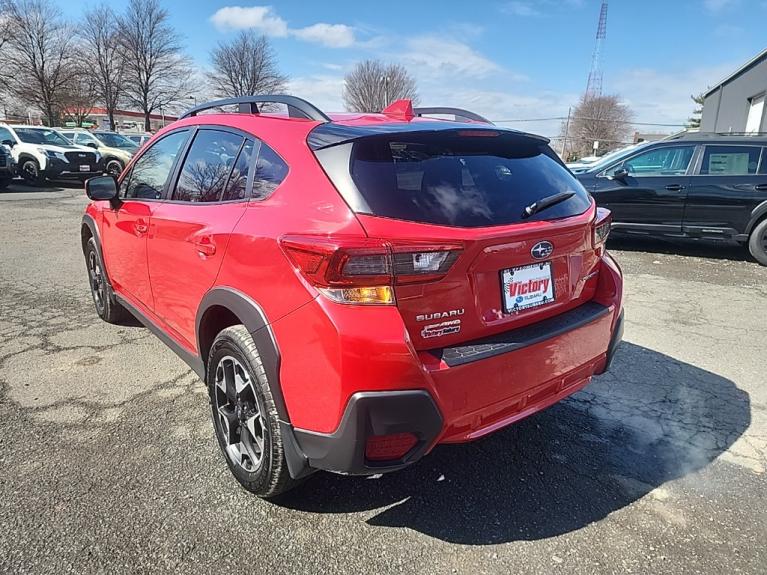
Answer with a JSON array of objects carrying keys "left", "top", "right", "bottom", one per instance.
[
  {"left": 280, "top": 235, "right": 462, "bottom": 304},
  {"left": 365, "top": 432, "right": 419, "bottom": 461}
]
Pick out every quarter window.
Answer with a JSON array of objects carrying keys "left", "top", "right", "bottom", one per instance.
[
  {"left": 700, "top": 146, "right": 761, "bottom": 175},
  {"left": 123, "top": 130, "right": 189, "bottom": 200},
  {"left": 622, "top": 146, "right": 695, "bottom": 177},
  {"left": 173, "top": 130, "right": 244, "bottom": 202},
  {"left": 252, "top": 143, "right": 288, "bottom": 200},
  {"left": 221, "top": 139, "right": 255, "bottom": 202}
]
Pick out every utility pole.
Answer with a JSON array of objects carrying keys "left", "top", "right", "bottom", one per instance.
[{"left": 562, "top": 107, "right": 572, "bottom": 160}]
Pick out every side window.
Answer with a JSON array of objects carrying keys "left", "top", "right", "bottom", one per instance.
[
  {"left": 252, "top": 143, "right": 289, "bottom": 200},
  {"left": 221, "top": 139, "right": 255, "bottom": 202},
  {"left": 623, "top": 146, "right": 695, "bottom": 177},
  {"left": 0, "top": 127, "right": 15, "bottom": 143},
  {"left": 173, "top": 130, "right": 243, "bottom": 203},
  {"left": 700, "top": 146, "right": 761, "bottom": 175},
  {"left": 124, "top": 130, "right": 189, "bottom": 200},
  {"left": 760, "top": 148, "right": 767, "bottom": 175}
]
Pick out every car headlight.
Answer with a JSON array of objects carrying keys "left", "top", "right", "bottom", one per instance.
[{"left": 40, "top": 148, "right": 67, "bottom": 161}]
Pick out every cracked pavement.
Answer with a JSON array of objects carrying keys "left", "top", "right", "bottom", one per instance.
[{"left": 1, "top": 184, "right": 765, "bottom": 574}]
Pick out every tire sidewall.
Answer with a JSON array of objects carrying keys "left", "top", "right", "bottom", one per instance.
[
  {"left": 206, "top": 334, "right": 276, "bottom": 494},
  {"left": 748, "top": 220, "right": 767, "bottom": 266},
  {"left": 22, "top": 159, "right": 42, "bottom": 184}
]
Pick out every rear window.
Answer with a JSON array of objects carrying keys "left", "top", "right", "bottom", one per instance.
[{"left": 348, "top": 132, "right": 590, "bottom": 227}]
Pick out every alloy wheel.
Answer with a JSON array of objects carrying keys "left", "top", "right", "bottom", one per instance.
[
  {"left": 88, "top": 250, "right": 105, "bottom": 313},
  {"left": 214, "top": 356, "right": 267, "bottom": 472}
]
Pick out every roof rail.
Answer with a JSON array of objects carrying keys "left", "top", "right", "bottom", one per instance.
[
  {"left": 180, "top": 95, "right": 331, "bottom": 122},
  {"left": 413, "top": 107, "right": 492, "bottom": 124},
  {"left": 666, "top": 130, "right": 767, "bottom": 140}
]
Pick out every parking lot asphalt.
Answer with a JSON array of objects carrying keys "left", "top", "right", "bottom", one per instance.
[{"left": 1, "top": 183, "right": 765, "bottom": 575}]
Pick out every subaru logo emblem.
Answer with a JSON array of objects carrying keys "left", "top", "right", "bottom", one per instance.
[
  {"left": 531, "top": 241, "right": 553, "bottom": 260},
  {"left": 78, "top": 154, "right": 86, "bottom": 158}
]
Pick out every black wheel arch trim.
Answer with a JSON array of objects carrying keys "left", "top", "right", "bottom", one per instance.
[
  {"left": 746, "top": 200, "right": 767, "bottom": 234},
  {"left": 195, "top": 287, "right": 312, "bottom": 479},
  {"left": 81, "top": 214, "right": 115, "bottom": 294}
]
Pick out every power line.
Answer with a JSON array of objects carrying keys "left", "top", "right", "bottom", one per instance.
[{"left": 491, "top": 116, "right": 687, "bottom": 127}]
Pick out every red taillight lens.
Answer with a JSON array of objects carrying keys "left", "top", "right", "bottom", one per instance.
[
  {"left": 280, "top": 235, "right": 462, "bottom": 304},
  {"left": 593, "top": 207, "right": 612, "bottom": 248},
  {"left": 365, "top": 432, "right": 419, "bottom": 461}
]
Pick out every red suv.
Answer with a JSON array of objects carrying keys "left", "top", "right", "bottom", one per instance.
[{"left": 82, "top": 96, "right": 624, "bottom": 498}]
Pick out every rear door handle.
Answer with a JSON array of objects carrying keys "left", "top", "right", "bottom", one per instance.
[
  {"left": 192, "top": 236, "right": 216, "bottom": 256},
  {"left": 134, "top": 218, "right": 149, "bottom": 235},
  {"left": 665, "top": 184, "right": 684, "bottom": 191},
  {"left": 755, "top": 184, "right": 767, "bottom": 191}
]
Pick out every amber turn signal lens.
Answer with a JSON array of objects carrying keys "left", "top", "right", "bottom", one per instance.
[{"left": 318, "top": 285, "right": 395, "bottom": 305}]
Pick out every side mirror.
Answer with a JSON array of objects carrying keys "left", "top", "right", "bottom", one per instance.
[
  {"left": 85, "top": 175, "right": 119, "bottom": 205},
  {"left": 611, "top": 167, "right": 629, "bottom": 182},
  {"left": 1, "top": 139, "right": 14, "bottom": 148},
  {"left": 85, "top": 142, "right": 98, "bottom": 149}
]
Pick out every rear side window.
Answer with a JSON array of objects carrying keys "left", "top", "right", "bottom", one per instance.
[
  {"left": 347, "top": 132, "right": 591, "bottom": 227},
  {"left": 123, "top": 130, "right": 189, "bottom": 200},
  {"left": 252, "top": 143, "right": 288, "bottom": 200},
  {"left": 173, "top": 130, "right": 244, "bottom": 202},
  {"left": 221, "top": 139, "right": 255, "bottom": 202},
  {"left": 700, "top": 145, "right": 761, "bottom": 175}
]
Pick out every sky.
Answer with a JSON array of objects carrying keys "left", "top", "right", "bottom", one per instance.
[{"left": 61, "top": 0, "right": 767, "bottom": 138}]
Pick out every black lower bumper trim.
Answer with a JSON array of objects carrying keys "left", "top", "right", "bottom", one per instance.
[
  {"left": 597, "top": 308, "right": 624, "bottom": 374},
  {"left": 433, "top": 301, "right": 611, "bottom": 368},
  {"left": 293, "top": 390, "right": 443, "bottom": 476}
]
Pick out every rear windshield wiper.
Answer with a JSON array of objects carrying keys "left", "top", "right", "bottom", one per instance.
[{"left": 521, "top": 191, "right": 576, "bottom": 219}]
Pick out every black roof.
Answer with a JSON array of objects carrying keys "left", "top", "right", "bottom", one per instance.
[
  {"left": 307, "top": 121, "right": 549, "bottom": 150},
  {"left": 664, "top": 132, "right": 767, "bottom": 144}
]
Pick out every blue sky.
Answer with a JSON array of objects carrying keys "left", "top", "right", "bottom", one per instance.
[{"left": 63, "top": 0, "right": 767, "bottom": 137}]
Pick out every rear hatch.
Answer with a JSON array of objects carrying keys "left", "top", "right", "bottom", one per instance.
[{"left": 312, "top": 127, "right": 603, "bottom": 351}]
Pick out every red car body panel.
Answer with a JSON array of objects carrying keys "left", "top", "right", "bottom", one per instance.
[{"left": 84, "top": 101, "right": 624, "bottom": 477}]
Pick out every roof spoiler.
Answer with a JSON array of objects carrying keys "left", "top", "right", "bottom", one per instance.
[{"left": 180, "top": 95, "right": 331, "bottom": 123}]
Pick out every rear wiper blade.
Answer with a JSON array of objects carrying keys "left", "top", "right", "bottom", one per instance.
[{"left": 521, "top": 191, "right": 576, "bottom": 219}]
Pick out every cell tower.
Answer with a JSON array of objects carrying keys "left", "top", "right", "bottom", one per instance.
[{"left": 585, "top": 1, "right": 608, "bottom": 98}]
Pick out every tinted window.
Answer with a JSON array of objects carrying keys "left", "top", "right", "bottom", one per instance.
[
  {"left": 700, "top": 145, "right": 761, "bottom": 175},
  {"left": 252, "top": 143, "right": 288, "bottom": 199},
  {"left": 14, "top": 128, "right": 71, "bottom": 146},
  {"left": 347, "top": 132, "right": 591, "bottom": 227},
  {"left": 173, "top": 130, "right": 243, "bottom": 202},
  {"left": 0, "top": 127, "right": 16, "bottom": 143},
  {"left": 221, "top": 139, "right": 255, "bottom": 202},
  {"left": 622, "top": 145, "right": 695, "bottom": 177},
  {"left": 124, "top": 130, "right": 188, "bottom": 200}
]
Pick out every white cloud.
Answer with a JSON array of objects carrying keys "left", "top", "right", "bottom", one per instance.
[
  {"left": 210, "top": 6, "right": 288, "bottom": 36},
  {"left": 292, "top": 23, "right": 355, "bottom": 48},
  {"left": 401, "top": 36, "right": 505, "bottom": 79},
  {"left": 503, "top": 2, "right": 541, "bottom": 17},
  {"left": 287, "top": 75, "right": 346, "bottom": 113},
  {"left": 210, "top": 5, "right": 356, "bottom": 48}
]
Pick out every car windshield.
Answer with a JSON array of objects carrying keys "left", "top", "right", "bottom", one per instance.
[
  {"left": 348, "top": 131, "right": 591, "bottom": 227},
  {"left": 95, "top": 132, "right": 138, "bottom": 150},
  {"left": 15, "top": 128, "right": 71, "bottom": 146}
]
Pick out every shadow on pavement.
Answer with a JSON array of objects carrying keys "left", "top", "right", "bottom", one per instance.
[
  {"left": 608, "top": 234, "right": 752, "bottom": 262},
  {"left": 280, "top": 342, "right": 750, "bottom": 544}
]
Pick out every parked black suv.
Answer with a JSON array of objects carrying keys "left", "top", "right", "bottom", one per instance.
[
  {"left": 575, "top": 133, "right": 767, "bottom": 265},
  {"left": 0, "top": 143, "right": 15, "bottom": 189}
]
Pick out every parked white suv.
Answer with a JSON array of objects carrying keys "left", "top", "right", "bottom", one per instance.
[
  {"left": 59, "top": 128, "right": 137, "bottom": 177},
  {"left": 0, "top": 123, "right": 102, "bottom": 185}
]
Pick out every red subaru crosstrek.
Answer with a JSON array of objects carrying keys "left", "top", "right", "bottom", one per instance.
[{"left": 82, "top": 96, "right": 624, "bottom": 497}]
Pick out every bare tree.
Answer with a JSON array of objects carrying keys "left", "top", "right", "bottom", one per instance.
[
  {"left": 60, "top": 64, "right": 98, "bottom": 126},
  {"left": 81, "top": 4, "right": 125, "bottom": 131},
  {"left": 343, "top": 60, "right": 419, "bottom": 113},
  {"left": 561, "top": 94, "right": 634, "bottom": 159},
  {"left": 118, "top": 0, "right": 193, "bottom": 131},
  {"left": 207, "top": 31, "right": 287, "bottom": 98},
  {"left": 3, "top": 0, "right": 76, "bottom": 126}
]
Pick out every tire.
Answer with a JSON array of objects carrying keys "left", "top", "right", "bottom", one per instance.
[
  {"left": 748, "top": 218, "right": 767, "bottom": 266},
  {"left": 20, "top": 159, "right": 45, "bottom": 186},
  {"left": 207, "top": 325, "right": 298, "bottom": 498},
  {"left": 105, "top": 158, "right": 123, "bottom": 178},
  {"left": 85, "top": 237, "right": 128, "bottom": 323}
]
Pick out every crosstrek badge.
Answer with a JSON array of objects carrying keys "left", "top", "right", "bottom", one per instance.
[{"left": 501, "top": 262, "right": 556, "bottom": 312}]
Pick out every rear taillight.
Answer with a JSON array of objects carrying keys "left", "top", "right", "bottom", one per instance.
[
  {"left": 280, "top": 236, "right": 462, "bottom": 304},
  {"left": 593, "top": 207, "right": 612, "bottom": 248}
]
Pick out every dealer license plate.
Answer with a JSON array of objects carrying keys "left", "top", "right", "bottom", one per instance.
[
  {"left": 79, "top": 165, "right": 90, "bottom": 172},
  {"left": 501, "top": 261, "right": 555, "bottom": 313}
]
